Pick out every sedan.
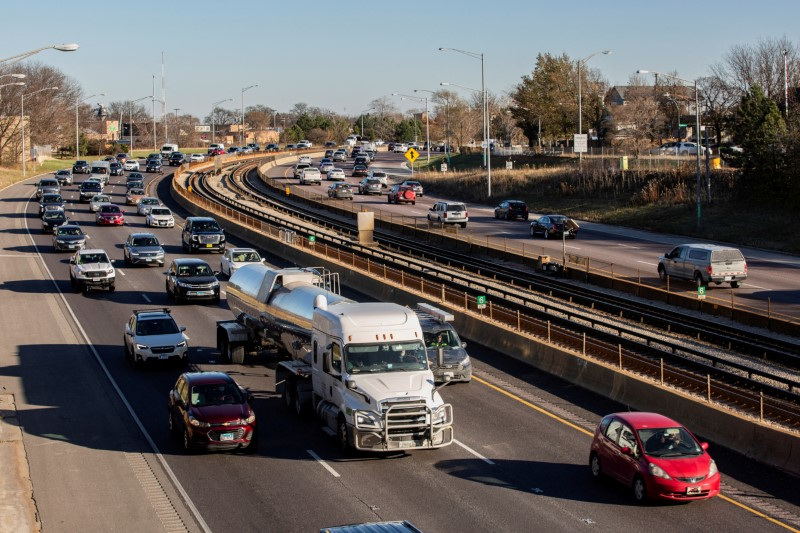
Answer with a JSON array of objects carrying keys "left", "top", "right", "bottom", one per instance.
[
  {"left": 327, "top": 182, "right": 354, "bottom": 200},
  {"left": 319, "top": 162, "right": 335, "bottom": 174},
  {"left": 590, "top": 412, "right": 720, "bottom": 502},
  {"left": 352, "top": 164, "right": 368, "bottom": 178},
  {"left": 332, "top": 151, "right": 347, "bottom": 162},
  {"left": 189, "top": 153, "right": 205, "bottom": 163},
  {"left": 529, "top": 214, "right": 578, "bottom": 239},
  {"left": 146, "top": 160, "right": 162, "bottom": 173},
  {"left": 39, "top": 193, "right": 65, "bottom": 216},
  {"left": 123, "top": 159, "right": 140, "bottom": 171},
  {"left": 90, "top": 194, "right": 112, "bottom": 212},
  {"left": 168, "top": 371, "right": 257, "bottom": 453},
  {"left": 494, "top": 200, "right": 529, "bottom": 220},
  {"left": 123, "top": 232, "right": 165, "bottom": 267},
  {"left": 96, "top": 204, "right": 124, "bottom": 226},
  {"left": 137, "top": 197, "right": 162, "bottom": 216},
  {"left": 219, "top": 247, "right": 263, "bottom": 278},
  {"left": 52, "top": 224, "right": 87, "bottom": 252},
  {"left": 146, "top": 207, "right": 175, "bottom": 228},
  {"left": 126, "top": 188, "right": 146, "bottom": 205},
  {"left": 42, "top": 209, "right": 68, "bottom": 233},
  {"left": 325, "top": 168, "right": 344, "bottom": 181}
]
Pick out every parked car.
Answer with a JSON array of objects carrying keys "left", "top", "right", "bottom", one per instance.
[
  {"left": 589, "top": 412, "right": 720, "bottom": 502},
  {"left": 428, "top": 201, "right": 468, "bottom": 228},
  {"left": 358, "top": 178, "right": 382, "bottom": 195},
  {"left": 219, "top": 248, "right": 263, "bottom": 278},
  {"left": 240, "top": 146, "right": 253, "bottom": 154},
  {"left": 352, "top": 164, "right": 368, "bottom": 178},
  {"left": 167, "top": 371, "right": 257, "bottom": 452},
  {"left": 328, "top": 182, "right": 354, "bottom": 200},
  {"left": 285, "top": 143, "right": 297, "bottom": 150},
  {"left": 123, "top": 232, "right": 165, "bottom": 267},
  {"left": 494, "top": 200, "right": 529, "bottom": 220},
  {"left": 124, "top": 308, "right": 188, "bottom": 368},
  {"left": 387, "top": 184, "right": 416, "bottom": 205},
  {"left": 181, "top": 216, "right": 225, "bottom": 253},
  {"left": 41, "top": 208, "right": 68, "bottom": 233},
  {"left": 165, "top": 257, "right": 220, "bottom": 303},
  {"left": 529, "top": 214, "right": 578, "bottom": 239},
  {"left": 246, "top": 143, "right": 260, "bottom": 152},
  {"left": 265, "top": 143, "right": 280, "bottom": 152},
  {"left": 73, "top": 160, "right": 90, "bottom": 174},
  {"left": 69, "top": 248, "right": 115, "bottom": 293},
  {"left": 96, "top": 204, "right": 124, "bottom": 226},
  {"left": 146, "top": 159, "right": 162, "bottom": 172},
  {"left": 327, "top": 168, "right": 346, "bottom": 181},
  {"left": 52, "top": 224, "right": 86, "bottom": 252},
  {"left": 126, "top": 188, "right": 146, "bottom": 205},
  {"left": 90, "top": 194, "right": 112, "bottom": 212},
  {"left": 227, "top": 146, "right": 243, "bottom": 155},
  {"left": 400, "top": 180, "right": 423, "bottom": 197},
  {"left": 657, "top": 244, "right": 747, "bottom": 288},
  {"left": 54, "top": 169, "right": 73, "bottom": 185},
  {"left": 146, "top": 207, "right": 175, "bottom": 228},
  {"left": 137, "top": 197, "right": 162, "bottom": 216},
  {"left": 123, "top": 159, "right": 140, "bottom": 171}
]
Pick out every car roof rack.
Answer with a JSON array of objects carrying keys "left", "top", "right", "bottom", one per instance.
[{"left": 133, "top": 308, "right": 171, "bottom": 316}]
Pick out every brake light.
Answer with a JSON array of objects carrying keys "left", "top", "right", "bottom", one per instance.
[
  {"left": 744, "top": 263, "right": 748, "bottom": 274},
  {"left": 465, "top": 210, "right": 468, "bottom": 217},
  {"left": 443, "top": 212, "right": 448, "bottom": 218},
  {"left": 707, "top": 265, "right": 713, "bottom": 274}
]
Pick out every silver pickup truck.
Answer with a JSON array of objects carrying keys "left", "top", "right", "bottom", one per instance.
[{"left": 658, "top": 244, "right": 747, "bottom": 288}]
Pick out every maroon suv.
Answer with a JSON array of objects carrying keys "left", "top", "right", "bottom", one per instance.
[{"left": 168, "top": 372, "right": 257, "bottom": 453}]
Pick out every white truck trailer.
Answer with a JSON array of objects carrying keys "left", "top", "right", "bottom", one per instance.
[{"left": 217, "top": 265, "right": 454, "bottom": 452}]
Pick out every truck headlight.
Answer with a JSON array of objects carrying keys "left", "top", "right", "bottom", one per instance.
[
  {"left": 648, "top": 462, "right": 672, "bottom": 480},
  {"left": 355, "top": 410, "right": 382, "bottom": 429},
  {"left": 433, "top": 405, "right": 452, "bottom": 425}
]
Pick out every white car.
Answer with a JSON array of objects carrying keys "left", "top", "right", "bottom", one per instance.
[
  {"left": 297, "top": 140, "right": 312, "bottom": 149},
  {"left": 189, "top": 153, "right": 205, "bottom": 163},
  {"left": 146, "top": 206, "right": 175, "bottom": 228},
  {"left": 137, "top": 197, "right": 162, "bottom": 215},
  {"left": 374, "top": 139, "right": 385, "bottom": 146},
  {"left": 298, "top": 155, "right": 313, "bottom": 165},
  {"left": 124, "top": 309, "right": 188, "bottom": 367},
  {"left": 393, "top": 143, "right": 408, "bottom": 153},
  {"left": 327, "top": 168, "right": 345, "bottom": 181},
  {"left": 319, "top": 162, "right": 335, "bottom": 174},
  {"left": 123, "top": 160, "right": 140, "bottom": 171},
  {"left": 219, "top": 247, "right": 263, "bottom": 277},
  {"left": 90, "top": 194, "right": 112, "bottom": 212},
  {"left": 299, "top": 167, "right": 322, "bottom": 185},
  {"left": 69, "top": 248, "right": 115, "bottom": 293}
]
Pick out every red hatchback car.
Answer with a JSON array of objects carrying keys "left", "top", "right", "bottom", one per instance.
[
  {"left": 589, "top": 412, "right": 720, "bottom": 502},
  {"left": 96, "top": 204, "right": 124, "bottom": 226},
  {"left": 168, "top": 372, "right": 257, "bottom": 453}
]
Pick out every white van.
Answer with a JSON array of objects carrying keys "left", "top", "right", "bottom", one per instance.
[
  {"left": 90, "top": 161, "right": 110, "bottom": 186},
  {"left": 160, "top": 144, "right": 179, "bottom": 159}
]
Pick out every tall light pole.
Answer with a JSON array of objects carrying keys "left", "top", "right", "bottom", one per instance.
[
  {"left": 359, "top": 108, "right": 375, "bottom": 138},
  {"left": 783, "top": 48, "right": 789, "bottom": 119},
  {"left": 440, "top": 47, "right": 491, "bottom": 196},
  {"left": 76, "top": 93, "right": 104, "bottom": 160},
  {"left": 393, "top": 93, "right": 430, "bottom": 161},
  {"left": 240, "top": 84, "right": 258, "bottom": 145},
  {"left": 441, "top": 81, "right": 491, "bottom": 193},
  {"left": 577, "top": 50, "right": 611, "bottom": 165},
  {"left": 1, "top": 43, "right": 79, "bottom": 65},
  {"left": 173, "top": 108, "right": 180, "bottom": 144},
  {"left": 639, "top": 69, "right": 702, "bottom": 230},
  {"left": 663, "top": 93, "right": 681, "bottom": 140},
  {"left": 129, "top": 96, "right": 150, "bottom": 154},
  {"left": 152, "top": 75, "right": 157, "bottom": 151},
  {"left": 23, "top": 86, "right": 58, "bottom": 176},
  {"left": 209, "top": 98, "right": 233, "bottom": 144}
]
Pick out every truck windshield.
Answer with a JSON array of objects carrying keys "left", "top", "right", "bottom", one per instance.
[{"left": 345, "top": 341, "right": 427, "bottom": 374}]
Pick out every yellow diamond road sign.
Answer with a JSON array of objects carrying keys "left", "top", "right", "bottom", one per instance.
[{"left": 405, "top": 147, "right": 419, "bottom": 163}]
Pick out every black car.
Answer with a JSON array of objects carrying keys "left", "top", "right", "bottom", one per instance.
[
  {"left": 127, "top": 172, "right": 145, "bottom": 183},
  {"left": 79, "top": 180, "right": 103, "bottom": 202},
  {"left": 55, "top": 169, "right": 73, "bottom": 185},
  {"left": 352, "top": 164, "right": 368, "bottom": 177},
  {"left": 529, "top": 214, "right": 579, "bottom": 239},
  {"left": 169, "top": 152, "right": 186, "bottom": 166},
  {"left": 265, "top": 143, "right": 280, "bottom": 152},
  {"left": 181, "top": 216, "right": 225, "bottom": 253},
  {"left": 41, "top": 209, "right": 68, "bottom": 233},
  {"left": 354, "top": 155, "right": 369, "bottom": 168},
  {"left": 146, "top": 159, "right": 162, "bottom": 172},
  {"left": 494, "top": 200, "right": 529, "bottom": 221},
  {"left": 126, "top": 180, "right": 144, "bottom": 191},
  {"left": 73, "top": 160, "right": 90, "bottom": 174},
  {"left": 39, "top": 193, "right": 65, "bottom": 216},
  {"left": 246, "top": 143, "right": 260, "bottom": 152},
  {"left": 52, "top": 224, "right": 86, "bottom": 252},
  {"left": 165, "top": 258, "right": 220, "bottom": 303},
  {"left": 146, "top": 153, "right": 162, "bottom": 162},
  {"left": 109, "top": 162, "right": 124, "bottom": 176}
]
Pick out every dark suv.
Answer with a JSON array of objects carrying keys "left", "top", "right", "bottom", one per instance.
[
  {"left": 181, "top": 216, "right": 226, "bottom": 253},
  {"left": 146, "top": 159, "right": 162, "bottom": 172},
  {"left": 165, "top": 258, "right": 220, "bottom": 304},
  {"left": 494, "top": 200, "right": 529, "bottom": 220},
  {"left": 79, "top": 180, "right": 103, "bottom": 202},
  {"left": 73, "top": 160, "right": 90, "bottom": 174},
  {"left": 169, "top": 152, "right": 186, "bottom": 166}
]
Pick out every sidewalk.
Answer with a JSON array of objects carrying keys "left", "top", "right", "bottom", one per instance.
[{"left": 0, "top": 394, "right": 38, "bottom": 532}]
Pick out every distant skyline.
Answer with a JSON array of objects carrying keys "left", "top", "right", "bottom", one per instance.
[{"left": 5, "top": 0, "right": 798, "bottom": 120}]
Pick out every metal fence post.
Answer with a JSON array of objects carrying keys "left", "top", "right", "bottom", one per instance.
[
  {"left": 548, "top": 321, "right": 551, "bottom": 343},
  {"left": 707, "top": 375, "right": 711, "bottom": 402},
  {"left": 660, "top": 358, "right": 664, "bottom": 384}
]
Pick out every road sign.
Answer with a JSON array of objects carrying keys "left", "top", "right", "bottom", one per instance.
[
  {"left": 440, "top": 163, "right": 448, "bottom": 172},
  {"left": 505, "top": 160, "right": 513, "bottom": 170},
  {"left": 697, "top": 286, "right": 706, "bottom": 300},
  {"left": 195, "top": 125, "right": 211, "bottom": 132},
  {"left": 476, "top": 295, "right": 487, "bottom": 309},
  {"left": 574, "top": 134, "right": 588, "bottom": 153},
  {"left": 405, "top": 147, "right": 419, "bottom": 163},
  {"left": 308, "top": 235, "right": 316, "bottom": 244}
]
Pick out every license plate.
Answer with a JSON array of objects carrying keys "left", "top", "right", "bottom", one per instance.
[
  {"left": 398, "top": 440, "right": 414, "bottom": 449},
  {"left": 205, "top": 244, "right": 213, "bottom": 248},
  {"left": 724, "top": 276, "right": 732, "bottom": 281},
  {"left": 686, "top": 486, "right": 701, "bottom": 495},
  {"left": 159, "top": 354, "right": 168, "bottom": 360},
  {"left": 220, "top": 432, "right": 234, "bottom": 441},
  {"left": 187, "top": 290, "right": 213, "bottom": 296}
]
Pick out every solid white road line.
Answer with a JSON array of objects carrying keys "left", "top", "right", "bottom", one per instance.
[
  {"left": 306, "top": 449, "right": 341, "bottom": 478},
  {"left": 118, "top": 269, "right": 126, "bottom": 276},
  {"left": 637, "top": 260, "right": 658, "bottom": 267},
  {"left": 453, "top": 439, "right": 495, "bottom": 465}
]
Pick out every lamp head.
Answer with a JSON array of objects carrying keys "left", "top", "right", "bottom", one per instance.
[
  {"left": 11, "top": 74, "right": 26, "bottom": 79},
  {"left": 440, "top": 82, "right": 450, "bottom": 86},
  {"left": 54, "top": 43, "right": 80, "bottom": 52},
  {"left": 602, "top": 50, "right": 612, "bottom": 55},
  {"left": 636, "top": 70, "right": 649, "bottom": 74}
]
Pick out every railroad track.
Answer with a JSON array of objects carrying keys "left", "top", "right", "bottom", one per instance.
[{"left": 181, "top": 160, "right": 800, "bottom": 430}]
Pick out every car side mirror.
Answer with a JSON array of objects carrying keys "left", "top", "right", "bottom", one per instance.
[
  {"left": 461, "top": 342, "right": 467, "bottom": 348},
  {"left": 700, "top": 442, "right": 709, "bottom": 451},
  {"left": 180, "top": 326, "right": 186, "bottom": 332}
]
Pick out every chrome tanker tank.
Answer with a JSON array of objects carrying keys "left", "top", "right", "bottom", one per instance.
[{"left": 226, "top": 264, "right": 352, "bottom": 359}]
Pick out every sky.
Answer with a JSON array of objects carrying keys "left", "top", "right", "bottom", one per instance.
[{"left": 5, "top": 0, "right": 799, "bottom": 121}]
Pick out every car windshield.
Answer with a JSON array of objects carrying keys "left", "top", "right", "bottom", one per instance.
[
  {"left": 549, "top": 215, "right": 568, "bottom": 223},
  {"left": 132, "top": 237, "right": 159, "bottom": 246},
  {"left": 190, "top": 382, "right": 243, "bottom": 406},
  {"left": 79, "top": 253, "right": 108, "bottom": 264},
  {"left": 233, "top": 252, "right": 259, "bottom": 262},
  {"left": 423, "top": 329, "right": 460, "bottom": 348},
  {"left": 136, "top": 317, "right": 179, "bottom": 336},
  {"left": 100, "top": 205, "right": 121, "bottom": 213},
  {"left": 177, "top": 264, "right": 213, "bottom": 276},
  {"left": 57, "top": 227, "right": 82, "bottom": 236},
  {"left": 43, "top": 211, "right": 64, "bottom": 220},
  {"left": 639, "top": 427, "right": 703, "bottom": 457},
  {"left": 93, "top": 196, "right": 110, "bottom": 203},
  {"left": 151, "top": 208, "right": 170, "bottom": 216},
  {"left": 193, "top": 221, "right": 220, "bottom": 232},
  {"left": 129, "top": 189, "right": 145, "bottom": 195},
  {"left": 344, "top": 341, "right": 427, "bottom": 374},
  {"left": 141, "top": 198, "right": 159, "bottom": 206},
  {"left": 42, "top": 195, "right": 62, "bottom": 202}
]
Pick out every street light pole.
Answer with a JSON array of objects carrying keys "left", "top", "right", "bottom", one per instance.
[
  {"left": 639, "top": 70, "right": 702, "bottom": 230},
  {"left": 240, "top": 84, "right": 258, "bottom": 145},
  {"left": 783, "top": 48, "right": 789, "bottom": 119},
  {"left": 577, "top": 50, "right": 611, "bottom": 166},
  {"left": 76, "top": 93, "right": 104, "bottom": 160},
  {"left": 23, "top": 86, "right": 58, "bottom": 176},
  {"left": 1, "top": 43, "right": 79, "bottom": 65},
  {"left": 209, "top": 98, "right": 233, "bottom": 145},
  {"left": 174, "top": 108, "right": 180, "bottom": 144},
  {"left": 393, "top": 93, "right": 430, "bottom": 161},
  {"left": 129, "top": 96, "right": 150, "bottom": 154},
  {"left": 440, "top": 47, "right": 491, "bottom": 197}
]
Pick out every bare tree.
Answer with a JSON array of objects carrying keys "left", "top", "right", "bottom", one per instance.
[{"left": 608, "top": 75, "right": 662, "bottom": 154}]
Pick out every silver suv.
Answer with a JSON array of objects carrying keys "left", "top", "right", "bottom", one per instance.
[
  {"left": 124, "top": 308, "right": 188, "bottom": 367},
  {"left": 427, "top": 202, "right": 468, "bottom": 228},
  {"left": 658, "top": 244, "right": 747, "bottom": 288}
]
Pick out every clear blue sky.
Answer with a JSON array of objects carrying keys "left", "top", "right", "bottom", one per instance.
[{"left": 5, "top": 0, "right": 797, "bottom": 120}]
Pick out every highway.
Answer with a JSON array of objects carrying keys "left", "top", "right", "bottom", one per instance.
[{"left": 1, "top": 159, "right": 799, "bottom": 532}]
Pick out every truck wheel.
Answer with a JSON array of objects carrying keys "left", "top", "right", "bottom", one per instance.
[
  {"left": 657, "top": 265, "right": 666, "bottom": 281},
  {"left": 231, "top": 345, "right": 245, "bottom": 365},
  {"left": 694, "top": 273, "right": 706, "bottom": 289},
  {"left": 730, "top": 281, "right": 740, "bottom": 288}
]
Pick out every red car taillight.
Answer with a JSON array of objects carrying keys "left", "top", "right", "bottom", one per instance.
[
  {"left": 707, "top": 265, "right": 713, "bottom": 274},
  {"left": 743, "top": 263, "right": 748, "bottom": 274}
]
